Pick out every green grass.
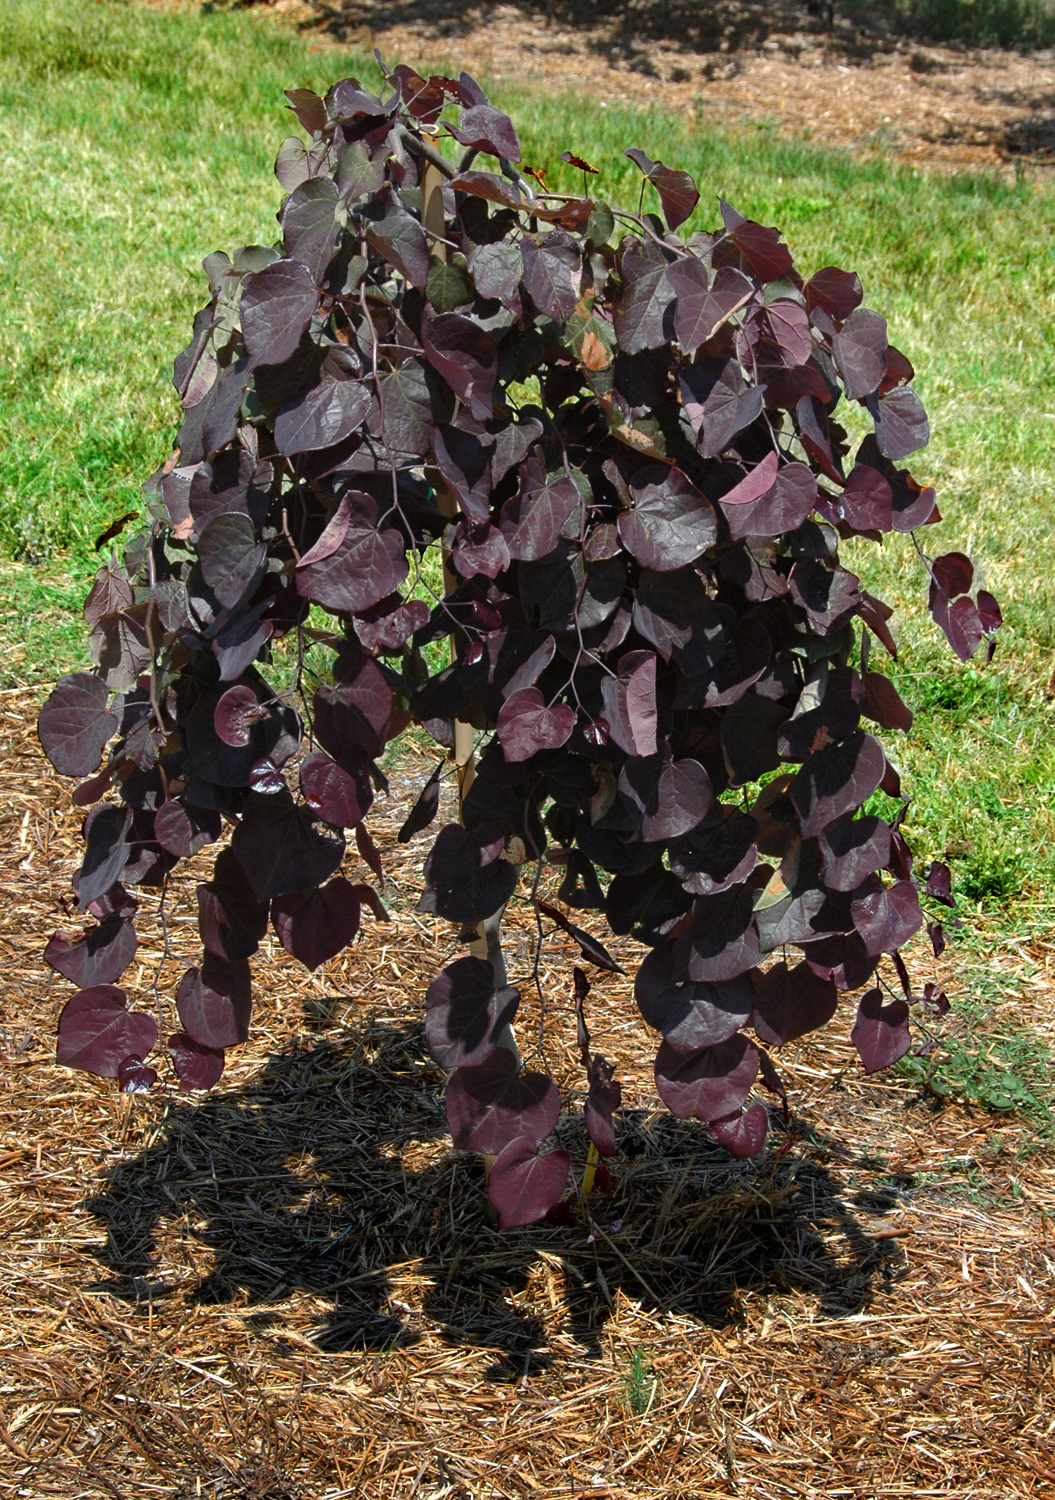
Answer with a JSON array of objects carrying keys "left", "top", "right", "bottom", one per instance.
[
  {"left": 4, "top": 0, "right": 1055, "bottom": 958},
  {"left": 867, "top": 0, "right": 1055, "bottom": 47}
]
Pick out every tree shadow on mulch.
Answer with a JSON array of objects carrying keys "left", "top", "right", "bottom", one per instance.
[
  {"left": 248, "top": 0, "right": 911, "bottom": 69},
  {"left": 84, "top": 1012, "right": 908, "bottom": 1375}
]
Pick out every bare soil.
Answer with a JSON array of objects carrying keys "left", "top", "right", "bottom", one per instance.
[
  {"left": 247, "top": 0, "right": 1055, "bottom": 171},
  {"left": 3, "top": 692, "right": 1055, "bottom": 1497}
]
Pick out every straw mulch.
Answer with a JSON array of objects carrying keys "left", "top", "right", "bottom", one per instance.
[
  {"left": 240, "top": 0, "right": 1055, "bottom": 174},
  {"left": 2, "top": 687, "right": 1054, "bottom": 1499}
]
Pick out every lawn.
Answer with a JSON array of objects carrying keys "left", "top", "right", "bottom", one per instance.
[{"left": 2, "top": 0, "right": 1054, "bottom": 1076}]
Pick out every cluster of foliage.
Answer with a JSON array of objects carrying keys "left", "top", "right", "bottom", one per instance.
[{"left": 37, "top": 63, "right": 999, "bottom": 1229}]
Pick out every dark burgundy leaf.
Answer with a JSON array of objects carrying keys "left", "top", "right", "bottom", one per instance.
[
  {"left": 668, "top": 260, "right": 752, "bottom": 354},
  {"left": 929, "top": 920, "right": 946, "bottom": 958},
  {"left": 537, "top": 900, "right": 623, "bottom": 972},
  {"left": 117, "top": 1056, "right": 157, "bottom": 1094},
  {"left": 862, "top": 671, "right": 913, "bottom": 731},
  {"left": 520, "top": 230, "right": 581, "bottom": 322},
  {"left": 741, "top": 298, "right": 813, "bottom": 369},
  {"left": 618, "top": 464, "right": 717, "bottom": 571},
  {"left": 921, "top": 981, "right": 949, "bottom": 1016},
  {"left": 723, "top": 461, "right": 818, "bottom": 543},
  {"left": 503, "top": 634, "right": 557, "bottom": 698},
  {"left": 316, "top": 650, "right": 394, "bottom": 762},
  {"left": 674, "top": 885, "right": 762, "bottom": 983},
  {"left": 45, "top": 914, "right": 137, "bottom": 988},
  {"left": 655, "top": 1033, "right": 759, "bottom": 1122},
  {"left": 801, "top": 931, "right": 878, "bottom": 991},
  {"left": 449, "top": 103, "right": 520, "bottom": 161},
  {"left": 624, "top": 148, "right": 699, "bottom": 231},
  {"left": 272, "top": 878, "right": 362, "bottom": 970},
  {"left": 274, "top": 376, "right": 371, "bottom": 456},
  {"left": 791, "top": 730, "right": 886, "bottom": 839},
  {"left": 977, "top": 590, "right": 1002, "bottom": 633},
  {"left": 355, "top": 821, "right": 384, "bottom": 882},
  {"left": 820, "top": 812, "right": 892, "bottom": 892},
  {"left": 933, "top": 552, "right": 974, "bottom": 597},
  {"left": 355, "top": 594, "right": 430, "bottom": 654},
  {"left": 920, "top": 861, "right": 954, "bottom": 913},
  {"left": 880, "top": 756, "right": 903, "bottom": 799},
  {"left": 722, "top": 210, "right": 794, "bottom": 280},
  {"left": 214, "top": 684, "right": 268, "bottom": 747},
  {"left": 449, "top": 169, "right": 527, "bottom": 209},
  {"left": 840, "top": 464, "right": 893, "bottom": 532},
  {"left": 944, "top": 594, "right": 984, "bottom": 662},
  {"left": 558, "top": 850, "right": 605, "bottom": 911},
  {"left": 873, "top": 387, "right": 930, "bottom": 460},
  {"left": 38, "top": 674, "right": 119, "bottom": 778},
  {"left": 168, "top": 1032, "right": 225, "bottom": 1091},
  {"left": 690, "top": 617, "right": 772, "bottom": 710},
  {"left": 176, "top": 958, "right": 252, "bottom": 1049},
  {"left": 450, "top": 519, "right": 510, "bottom": 580},
  {"left": 711, "top": 1102, "right": 768, "bottom": 1159},
  {"left": 788, "top": 558, "right": 862, "bottom": 635},
  {"left": 667, "top": 807, "right": 759, "bottom": 897},
  {"left": 751, "top": 960, "right": 838, "bottom": 1046},
  {"left": 468, "top": 239, "right": 525, "bottom": 302},
  {"left": 379, "top": 362, "right": 432, "bottom": 457},
  {"left": 198, "top": 513, "right": 265, "bottom": 610},
  {"left": 851, "top": 988, "right": 910, "bottom": 1073},
  {"left": 281, "top": 177, "right": 340, "bottom": 280},
  {"left": 423, "top": 314, "right": 498, "bottom": 422},
  {"left": 240, "top": 258, "right": 319, "bottom": 368},
  {"left": 502, "top": 468, "right": 581, "bottom": 562},
  {"left": 584, "top": 1054, "right": 621, "bottom": 1157},
  {"left": 285, "top": 86, "right": 327, "bottom": 134},
  {"left": 425, "top": 955, "right": 520, "bottom": 1070},
  {"left": 198, "top": 848, "right": 271, "bottom": 962},
  {"left": 487, "top": 1140, "right": 571, "bottom": 1229},
  {"left": 350, "top": 881, "right": 389, "bottom": 923},
  {"left": 680, "top": 358, "right": 766, "bottom": 459},
  {"left": 635, "top": 941, "right": 754, "bottom": 1051},
  {"left": 363, "top": 203, "right": 430, "bottom": 288},
  {"left": 418, "top": 823, "right": 518, "bottom": 924},
  {"left": 213, "top": 613, "right": 274, "bottom": 681},
  {"left": 851, "top": 879, "right": 923, "bottom": 956},
  {"left": 497, "top": 688, "right": 576, "bottom": 762},
  {"left": 154, "top": 799, "right": 222, "bottom": 858},
  {"left": 300, "top": 750, "right": 373, "bottom": 827},
  {"left": 614, "top": 235, "right": 675, "bottom": 354},
  {"left": 78, "top": 803, "right": 132, "bottom": 912},
  {"left": 604, "top": 863, "right": 691, "bottom": 944},
  {"left": 398, "top": 761, "right": 444, "bottom": 843},
  {"left": 805, "top": 266, "right": 862, "bottom": 321},
  {"left": 600, "top": 650, "right": 657, "bottom": 758},
  {"left": 618, "top": 755, "right": 712, "bottom": 842},
  {"left": 57, "top": 986, "right": 158, "bottom": 1079},
  {"left": 446, "top": 1048, "right": 561, "bottom": 1153},
  {"left": 231, "top": 790, "right": 345, "bottom": 901},
  {"left": 777, "top": 666, "right": 861, "bottom": 763},
  {"left": 296, "top": 491, "right": 407, "bottom": 615},
  {"left": 832, "top": 309, "right": 887, "bottom": 400}
]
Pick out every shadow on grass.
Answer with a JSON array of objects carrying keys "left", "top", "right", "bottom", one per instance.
[{"left": 83, "top": 1013, "right": 908, "bottom": 1371}]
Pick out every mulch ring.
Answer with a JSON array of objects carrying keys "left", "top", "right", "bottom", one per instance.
[
  {"left": 238, "top": 0, "right": 1055, "bottom": 173},
  {"left": 2, "top": 684, "right": 1055, "bottom": 1498}
]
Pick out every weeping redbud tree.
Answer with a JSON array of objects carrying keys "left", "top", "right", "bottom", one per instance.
[{"left": 37, "top": 63, "right": 1000, "bottom": 1228}]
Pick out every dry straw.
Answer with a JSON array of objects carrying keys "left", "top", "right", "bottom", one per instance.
[{"left": 2, "top": 690, "right": 1054, "bottom": 1497}]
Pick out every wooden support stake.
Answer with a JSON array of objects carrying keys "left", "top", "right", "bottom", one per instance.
[{"left": 422, "top": 161, "right": 483, "bottom": 951}]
